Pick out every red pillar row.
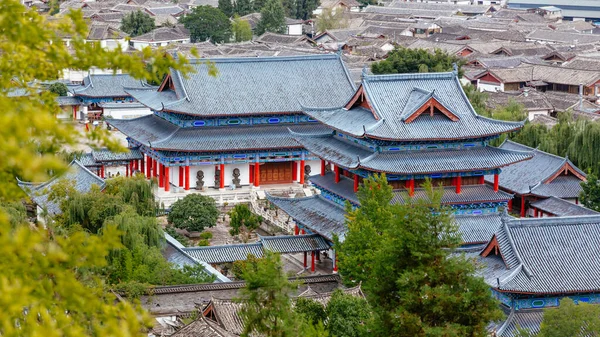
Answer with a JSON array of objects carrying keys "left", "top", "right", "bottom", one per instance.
[
  {"left": 299, "top": 160, "right": 305, "bottom": 185},
  {"left": 456, "top": 176, "right": 462, "bottom": 194},
  {"left": 334, "top": 165, "right": 340, "bottom": 183},
  {"left": 320, "top": 160, "right": 326, "bottom": 176},
  {"left": 219, "top": 163, "right": 225, "bottom": 189},
  {"left": 353, "top": 174, "right": 359, "bottom": 192},
  {"left": 185, "top": 166, "right": 190, "bottom": 190},
  {"left": 493, "top": 173, "right": 499, "bottom": 192}
]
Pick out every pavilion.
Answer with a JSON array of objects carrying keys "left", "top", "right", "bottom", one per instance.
[{"left": 107, "top": 54, "right": 356, "bottom": 191}]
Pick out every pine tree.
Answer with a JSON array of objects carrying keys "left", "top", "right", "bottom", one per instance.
[
  {"left": 120, "top": 10, "right": 156, "bottom": 37},
  {"left": 218, "top": 0, "right": 235, "bottom": 17},
  {"left": 256, "top": 0, "right": 286, "bottom": 35},
  {"left": 252, "top": 0, "right": 266, "bottom": 12},
  {"left": 235, "top": 0, "right": 253, "bottom": 16},
  {"left": 231, "top": 15, "right": 253, "bottom": 42}
]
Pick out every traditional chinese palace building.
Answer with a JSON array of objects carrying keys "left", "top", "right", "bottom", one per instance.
[
  {"left": 107, "top": 54, "right": 356, "bottom": 190},
  {"left": 270, "top": 68, "right": 534, "bottom": 251}
]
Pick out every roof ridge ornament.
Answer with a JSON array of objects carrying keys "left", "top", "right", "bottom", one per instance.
[
  {"left": 452, "top": 63, "right": 458, "bottom": 76},
  {"left": 361, "top": 65, "right": 368, "bottom": 80}
]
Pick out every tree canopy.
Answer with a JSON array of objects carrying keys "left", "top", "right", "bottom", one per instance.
[
  {"left": 218, "top": 0, "right": 235, "bottom": 17},
  {"left": 517, "top": 298, "right": 600, "bottom": 337},
  {"left": 335, "top": 174, "right": 502, "bottom": 336},
  {"left": 168, "top": 193, "right": 219, "bottom": 232},
  {"left": 316, "top": 8, "right": 348, "bottom": 32},
  {"left": 581, "top": 172, "right": 600, "bottom": 212},
  {"left": 371, "top": 47, "right": 463, "bottom": 76},
  {"left": 120, "top": 10, "right": 156, "bottom": 37},
  {"left": 232, "top": 15, "right": 253, "bottom": 42},
  {"left": 180, "top": 6, "right": 232, "bottom": 43},
  {"left": 256, "top": 0, "right": 287, "bottom": 35},
  {"left": 229, "top": 203, "right": 262, "bottom": 241},
  {"left": 0, "top": 1, "right": 200, "bottom": 332},
  {"left": 48, "top": 82, "right": 68, "bottom": 96}
]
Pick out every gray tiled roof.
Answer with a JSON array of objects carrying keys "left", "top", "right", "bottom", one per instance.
[
  {"left": 530, "top": 175, "right": 584, "bottom": 199},
  {"left": 128, "top": 55, "right": 355, "bottom": 116},
  {"left": 56, "top": 96, "right": 80, "bottom": 105},
  {"left": 183, "top": 243, "right": 264, "bottom": 264},
  {"left": 303, "top": 72, "right": 525, "bottom": 141},
  {"left": 91, "top": 148, "right": 144, "bottom": 162},
  {"left": 78, "top": 153, "right": 99, "bottom": 167},
  {"left": 261, "top": 234, "right": 331, "bottom": 253},
  {"left": 496, "top": 310, "right": 543, "bottom": 337},
  {"left": 530, "top": 196, "right": 598, "bottom": 217},
  {"left": 484, "top": 140, "right": 585, "bottom": 196},
  {"left": 266, "top": 194, "right": 347, "bottom": 242},
  {"left": 310, "top": 173, "right": 360, "bottom": 205},
  {"left": 454, "top": 213, "right": 504, "bottom": 244},
  {"left": 171, "top": 316, "right": 234, "bottom": 337},
  {"left": 71, "top": 74, "right": 154, "bottom": 97},
  {"left": 392, "top": 184, "right": 513, "bottom": 205},
  {"left": 17, "top": 160, "right": 105, "bottom": 215},
  {"left": 107, "top": 114, "right": 331, "bottom": 151},
  {"left": 482, "top": 215, "right": 600, "bottom": 294},
  {"left": 296, "top": 134, "right": 533, "bottom": 174}
]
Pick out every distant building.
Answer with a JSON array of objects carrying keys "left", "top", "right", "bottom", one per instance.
[
  {"left": 508, "top": 0, "right": 600, "bottom": 21},
  {"left": 129, "top": 25, "right": 191, "bottom": 51}
]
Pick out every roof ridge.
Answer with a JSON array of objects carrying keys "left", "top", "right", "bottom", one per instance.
[
  {"left": 507, "top": 215, "right": 600, "bottom": 228},
  {"left": 187, "top": 54, "right": 341, "bottom": 64},
  {"left": 501, "top": 218, "right": 533, "bottom": 278},
  {"left": 363, "top": 71, "right": 456, "bottom": 82}
]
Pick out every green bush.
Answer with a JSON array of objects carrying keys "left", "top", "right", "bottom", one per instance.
[{"left": 199, "top": 231, "right": 213, "bottom": 240}]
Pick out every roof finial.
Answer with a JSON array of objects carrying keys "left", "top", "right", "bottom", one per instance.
[
  {"left": 501, "top": 207, "right": 510, "bottom": 223},
  {"left": 337, "top": 45, "right": 343, "bottom": 56},
  {"left": 452, "top": 63, "right": 458, "bottom": 76}
]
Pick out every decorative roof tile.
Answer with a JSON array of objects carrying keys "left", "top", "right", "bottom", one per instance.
[
  {"left": 183, "top": 243, "right": 264, "bottom": 264},
  {"left": 481, "top": 215, "right": 600, "bottom": 294},
  {"left": 71, "top": 74, "right": 154, "bottom": 98},
  {"left": 496, "top": 310, "right": 544, "bottom": 337},
  {"left": 454, "top": 213, "right": 504, "bottom": 244},
  {"left": 17, "top": 160, "right": 105, "bottom": 215},
  {"left": 530, "top": 196, "right": 598, "bottom": 217},
  {"left": 91, "top": 148, "right": 144, "bottom": 162},
  {"left": 171, "top": 316, "right": 234, "bottom": 337},
  {"left": 266, "top": 194, "right": 347, "bottom": 242},
  {"left": 392, "top": 184, "right": 513, "bottom": 205},
  {"left": 296, "top": 134, "right": 533, "bottom": 174},
  {"left": 485, "top": 140, "right": 585, "bottom": 196},
  {"left": 303, "top": 71, "right": 525, "bottom": 141},
  {"left": 107, "top": 114, "right": 331, "bottom": 151},
  {"left": 129, "top": 55, "right": 355, "bottom": 116},
  {"left": 260, "top": 234, "right": 331, "bottom": 253}
]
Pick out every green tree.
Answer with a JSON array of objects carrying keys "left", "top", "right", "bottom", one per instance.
[
  {"left": 371, "top": 47, "right": 463, "bottom": 76},
  {"left": 229, "top": 203, "right": 262, "bottom": 241},
  {"left": 232, "top": 15, "right": 253, "bottom": 42},
  {"left": 253, "top": 0, "right": 266, "bottom": 12},
  {"left": 0, "top": 201, "right": 28, "bottom": 228},
  {"left": 316, "top": 8, "right": 348, "bottom": 32},
  {"left": 295, "top": 0, "right": 319, "bottom": 20},
  {"left": 181, "top": 6, "right": 231, "bottom": 43},
  {"left": 325, "top": 290, "right": 373, "bottom": 337},
  {"left": 48, "top": 82, "right": 68, "bottom": 96},
  {"left": 335, "top": 174, "right": 502, "bottom": 336},
  {"left": 237, "top": 251, "right": 327, "bottom": 337},
  {"left": 295, "top": 297, "right": 327, "bottom": 326},
  {"left": 581, "top": 172, "right": 600, "bottom": 212},
  {"left": 168, "top": 193, "right": 219, "bottom": 232},
  {"left": 539, "top": 298, "right": 600, "bottom": 337},
  {"left": 463, "top": 83, "right": 488, "bottom": 115},
  {"left": 235, "top": 0, "right": 253, "bottom": 16},
  {"left": 120, "top": 10, "right": 156, "bottom": 37},
  {"left": 219, "top": 0, "right": 235, "bottom": 17},
  {"left": 256, "top": 0, "right": 286, "bottom": 35},
  {"left": 282, "top": 0, "right": 297, "bottom": 19}
]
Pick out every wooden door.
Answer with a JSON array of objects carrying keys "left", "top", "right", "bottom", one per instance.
[{"left": 260, "top": 162, "right": 293, "bottom": 184}]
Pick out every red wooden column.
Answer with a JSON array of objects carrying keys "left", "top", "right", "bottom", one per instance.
[
  {"left": 100, "top": 165, "right": 105, "bottom": 179},
  {"left": 292, "top": 161, "right": 297, "bottom": 181},
  {"left": 303, "top": 252, "right": 307, "bottom": 268},
  {"left": 126, "top": 162, "right": 130, "bottom": 177},
  {"left": 153, "top": 158, "right": 158, "bottom": 178},
  {"left": 179, "top": 166, "right": 184, "bottom": 187},
  {"left": 146, "top": 156, "right": 152, "bottom": 179},
  {"left": 254, "top": 160, "right": 260, "bottom": 187},
  {"left": 140, "top": 157, "right": 145, "bottom": 176},
  {"left": 493, "top": 173, "right": 499, "bottom": 192},
  {"left": 299, "top": 154, "right": 305, "bottom": 185},
  {"left": 320, "top": 160, "right": 326, "bottom": 176},
  {"left": 409, "top": 178, "right": 415, "bottom": 197},
  {"left": 455, "top": 176, "right": 462, "bottom": 194},
  {"left": 164, "top": 166, "right": 170, "bottom": 192},
  {"left": 294, "top": 224, "right": 299, "bottom": 235},
  {"left": 334, "top": 165, "right": 340, "bottom": 183},
  {"left": 219, "top": 160, "right": 225, "bottom": 189},
  {"left": 301, "top": 229, "right": 305, "bottom": 235},
  {"left": 353, "top": 174, "right": 359, "bottom": 192},
  {"left": 508, "top": 199, "right": 513, "bottom": 212},
  {"left": 311, "top": 251, "right": 315, "bottom": 273},
  {"left": 158, "top": 163, "right": 164, "bottom": 188},
  {"left": 520, "top": 196, "right": 526, "bottom": 217},
  {"left": 184, "top": 163, "right": 190, "bottom": 191},
  {"left": 534, "top": 208, "right": 538, "bottom": 217},
  {"left": 479, "top": 175, "right": 485, "bottom": 184},
  {"left": 249, "top": 164, "right": 254, "bottom": 184}
]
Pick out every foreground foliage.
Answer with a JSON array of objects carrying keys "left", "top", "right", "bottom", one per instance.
[{"left": 336, "top": 175, "right": 502, "bottom": 336}]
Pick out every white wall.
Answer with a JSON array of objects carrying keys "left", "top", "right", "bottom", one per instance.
[
  {"left": 527, "top": 109, "right": 551, "bottom": 121},
  {"left": 223, "top": 163, "right": 250, "bottom": 189},
  {"left": 189, "top": 164, "right": 217, "bottom": 189},
  {"left": 103, "top": 106, "right": 152, "bottom": 119},
  {"left": 477, "top": 80, "right": 503, "bottom": 92},
  {"left": 130, "top": 39, "right": 190, "bottom": 51},
  {"left": 287, "top": 24, "right": 303, "bottom": 36}
]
